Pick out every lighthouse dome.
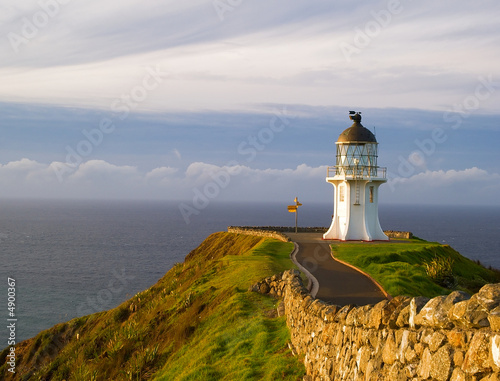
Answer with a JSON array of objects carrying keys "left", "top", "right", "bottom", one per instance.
[{"left": 337, "top": 113, "right": 377, "bottom": 143}]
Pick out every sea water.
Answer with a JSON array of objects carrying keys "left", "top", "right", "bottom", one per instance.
[{"left": 0, "top": 199, "right": 498, "bottom": 343}]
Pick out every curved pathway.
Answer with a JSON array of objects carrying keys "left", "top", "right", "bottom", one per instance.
[{"left": 286, "top": 232, "right": 388, "bottom": 306}]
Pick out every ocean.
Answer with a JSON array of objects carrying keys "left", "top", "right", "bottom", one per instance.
[{"left": 0, "top": 199, "right": 499, "bottom": 343}]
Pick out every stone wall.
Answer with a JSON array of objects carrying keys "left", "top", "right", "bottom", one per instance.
[
  {"left": 252, "top": 270, "right": 500, "bottom": 380},
  {"left": 385, "top": 230, "right": 414, "bottom": 239},
  {"left": 227, "top": 226, "right": 291, "bottom": 242},
  {"left": 228, "top": 226, "right": 414, "bottom": 241}
]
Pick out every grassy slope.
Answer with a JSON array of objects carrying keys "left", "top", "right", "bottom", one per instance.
[
  {"left": 0, "top": 233, "right": 305, "bottom": 381},
  {"left": 332, "top": 239, "right": 500, "bottom": 298}
]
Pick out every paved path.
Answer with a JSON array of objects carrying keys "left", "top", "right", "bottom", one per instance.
[{"left": 285, "top": 232, "right": 387, "bottom": 306}]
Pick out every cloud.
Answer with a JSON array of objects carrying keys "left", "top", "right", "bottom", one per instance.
[
  {"left": 385, "top": 167, "right": 500, "bottom": 205},
  {"left": 0, "top": 158, "right": 329, "bottom": 201},
  {"left": 0, "top": 158, "right": 499, "bottom": 206},
  {"left": 0, "top": 1, "right": 499, "bottom": 113}
]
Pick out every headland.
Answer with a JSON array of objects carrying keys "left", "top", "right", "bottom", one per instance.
[{"left": 2, "top": 228, "right": 500, "bottom": 380}]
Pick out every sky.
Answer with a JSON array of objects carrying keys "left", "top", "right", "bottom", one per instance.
[{"left": 0, "top": 0, "right": 499, "bottom": 207}]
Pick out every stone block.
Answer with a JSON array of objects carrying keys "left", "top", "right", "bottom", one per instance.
[
  {"left": 476, "top": 284, "right": 500, "bottom": 310},
  {"left": 462, "top": 332, "right": 491, "bottom": 374},
  {"left": 356, "top": 346, "right": 372, "bottom": 374},
  {"left": 382, "top": 331, "right": 398, "bottom": 365},
  {"left": 396, "top": 305, "right": 410, "bottom": 328},
  {"left": 404, "top": 363, "right": 417, "bottom": 378},
  {"left": 490, "top": 334, "right": 500, "bottom": 372},
  {"left": 448, "top": 329, "right": 468, "bottom": 349},
  {"left": 450, "top": 368, "right": 467, "bottom": 381},
  {"left": 388, "top": 362, "right": 406, "bottom": 381},
  {"left": 367, "top": 300, "right": 388, "bottom": 329},
  {"left": 429, "top": 331, "right": 447, "bottom": 352},
  {"left": 347, "top": 305, "right": 372, "bottom": 327},
  {"left": 404, "top": 347, "right": 417, "bottom": 363},
  {"left": 409, "top": 296, "right": 430, "bottom": 328},
  {"left": 365, "top": 357, "right": 382, "bottom": 381},
  {"left": 454, "top": 350, "right": 465, "bottom": 367},
  {"left": 259, "top": 282, "right": 270, "bottom": 294},
  {"left": 414, "top": 342, "right": 424, "bottom": 356},
  {"left": 384, "top": 296, "right": 411, "bottom": 328},
  {"left": 417, "top": 347, "right": 432, "bottom": 379},
  {"left": 449, "top": 298, "right": 490, "bottom": 329},
  {"left": 489, "top": 306, "right": 500, "bottom": 331},
  {"left": 335, "top": 304, "right": 355, "bottom": 323},
  {"left": 367, "top": 330, "right": 379, "bottom": 349},
  {"left": 431, "top": 344, "right": 452, "bottom": 381},
  {"left": 277, "top": 301, "right": 285, "bottom": 317},
  {"left": 415, "top": 294, "right": 460, "bottom": 328}
]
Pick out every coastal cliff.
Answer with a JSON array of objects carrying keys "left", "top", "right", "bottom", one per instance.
[
  {"left": 0, "top": 232, "right": 305, "bottom": 380},
  {"left": 2, "top": 230, "right": 500, "bottom": 380}
]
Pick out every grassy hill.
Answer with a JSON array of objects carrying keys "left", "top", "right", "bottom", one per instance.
[
  {"left": 331, "top": 239, "right": 500, "bottom": 298},
  {"left": 0, "top": 232, "right": 305, "bottom": 381},
  {"left": 3, "top": 231, "right": 500, "bottom": 380}
]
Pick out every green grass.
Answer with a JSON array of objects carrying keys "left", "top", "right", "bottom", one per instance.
[
  {"left": 331, "top": 239, "right": 500, "bottom": 298},
  {"left": 0, "top": 233, "right": 305, "bottom": 381},
  {"left": 155, "top": 237, "right": 303, "bottom": 381}
]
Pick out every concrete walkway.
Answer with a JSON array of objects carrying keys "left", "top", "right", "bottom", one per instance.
[{"left": 285, "top": 232, "right": 388, "bottom": 306}]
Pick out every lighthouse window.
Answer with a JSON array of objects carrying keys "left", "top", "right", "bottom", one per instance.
[
  {"left": 339, "top": 185, "right": 345, "bottom": 202},
  {"left": 369, "top": 186, "right": 374, "bottom": 203}
]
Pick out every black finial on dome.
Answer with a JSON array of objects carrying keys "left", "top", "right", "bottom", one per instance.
[
  {"left": 349, "top": 111, "right": 362, "bottom": 123},
  {"left": 337, "top": 111, "right": 376, "bottom": 143}
]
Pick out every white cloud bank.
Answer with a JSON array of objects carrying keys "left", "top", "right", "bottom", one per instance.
[
  {"left": 0, "top": 159, "right": 498, "bottom": 206},
  {"left": 386, "top": 167, "right": 500, "bottom": 205}
]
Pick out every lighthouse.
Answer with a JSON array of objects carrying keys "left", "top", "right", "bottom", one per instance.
[{"left": 323, "top": 112, "right": 388, "bottom": 241}]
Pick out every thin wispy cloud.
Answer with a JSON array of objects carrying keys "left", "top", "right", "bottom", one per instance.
[
  {"left": 0, "top": 0, "right": 498, "bottom": 204},
  {"left": 0, "top": 0, "right": 499, "bottom": 111}
]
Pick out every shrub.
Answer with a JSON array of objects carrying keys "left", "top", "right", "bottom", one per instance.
[{"left": 425, "top": 255, "right": 455, "bottom": 288}]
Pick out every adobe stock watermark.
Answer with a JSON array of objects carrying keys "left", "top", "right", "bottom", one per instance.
[
  {"left": 51, "top": 64, "right": 167, "bottom": 182},
  {"left": 212, "top": 0, "right": 244, "bottom": 21},
  {"left": 339, "top": 0, "right": 412, "bottom": 63},
  {"left": 387, "top": 74, "right": 499, "bottom": 190},
  {"left": 178, "top": 106, "right": 296, "bottom": 224},
  {"left": 76, "top": 268, "right": 135, "bottom": 316},
  {"left": 7, "top": 0, "right": 74, "bottom": 53}
]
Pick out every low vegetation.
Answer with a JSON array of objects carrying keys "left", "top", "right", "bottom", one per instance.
[
  {"left": 0, "top": 233, "right": 305, "bottom": 380},
  {"left": 331, "top": 239, "right": 500, "bottom": 298},
  {"left": 4, "top": 231, "right": 500, "bottom": 380}
]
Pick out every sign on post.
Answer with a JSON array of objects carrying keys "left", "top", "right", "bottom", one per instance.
[{"left": 287, "top": 197, "right": 302, "bottom": 233}]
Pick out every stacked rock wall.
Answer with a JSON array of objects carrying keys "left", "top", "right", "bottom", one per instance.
[
  {"left": 253, "top": 270, "right": 500, "bottom": 380},
  {"left": 385, "top": 230, "right": 414, "bottom": 239},
  {"left": 228, "top": 226, "right": 414, "bottom": 241},
  {"left": 227, "top": 226, "right": 291, "bottom": 242}
]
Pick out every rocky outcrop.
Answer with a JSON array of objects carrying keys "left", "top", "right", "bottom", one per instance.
[{"left": 253, "top": 270, "right": 500, "bottom": 380}]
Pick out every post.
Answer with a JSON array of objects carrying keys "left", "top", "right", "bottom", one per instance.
[
  {"left": 295, "top": 206, "right": 298, "bottom": 233},
  {"left": 288, "top": 197, "right": 302, "bottom": 233}
]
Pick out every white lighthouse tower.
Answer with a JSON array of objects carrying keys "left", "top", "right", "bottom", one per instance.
[{"left": 323, "top": 112, "right": 388, "bottom": 241}]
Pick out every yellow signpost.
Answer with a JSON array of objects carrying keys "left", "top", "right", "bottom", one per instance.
[{"left": 287, "top": 197, "right": 302, "bottom": 233}]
